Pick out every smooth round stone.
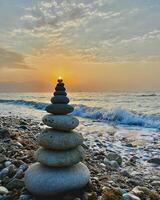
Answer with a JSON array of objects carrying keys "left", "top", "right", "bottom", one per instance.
[
  {"left": 54, "top": 91, "right": 67, "bottom": 96},
  {"left": 38, "top": 129, "right": 84, "bottom": 150},
  {"left": 42, "top": 114, "right": 79, "bottom": 131},
  {"left": 55, "top": 86, "right": 66, "bottom": 91},
  {"left": 45, "top": 104, "right": 74, "bottom": 115},
  {"left": 51, "top": 96, "right": 69, "bottom": 104},
  {"left": 35, "top": 146, "right": 85, "bottom": 167},
  {"left": 25, "top": 162, "right": 90, "bottom": 196}
]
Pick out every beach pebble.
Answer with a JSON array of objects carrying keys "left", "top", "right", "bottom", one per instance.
[
  {"left": 19, "top": 194, "right": 32, "bottom": 200},
  {"left": 0, "top": 128, "right": 10, "bottom": 139},
  {"left": 19, "top": 125, "right": 28, "bottom": 130},
  {"left": 122, "top": 193, "right": 141, "bottom": 200},
  {"left": 121, "top": 169, "right": 132, "bottom": 178},
  {"left": 0, "top": 186, "right": 9, "bottom": 195},
  {"left": 151, "top": 180, "right": 160, "bottom": 186},
  {"left": 35, "top": 146, "right": 85, "bottom": 167},
  {"left": 104, "top": 158, "right": 119, "bottom": 169},
  {"left": 14, "top": 169, "right": 24, "bottom": 179},
  {"left": 42, "top": 114, "right": 79, "bottom": 131},
  {"left": 8, "top": 164, "right": 16, "bottom": 177},
  {"left": 45, "top": 104, "right": 74, "bottom": 115},
  {"left": 38, "top": 129, "right": 84, "bottom": 150},
  {"left": 106, "top": 152, "right": 122, "bottom": 165},
  {"left": 148, "top": 157, "right": 160, "bottom": 165},
  {"left": 131, "top": 186, "right": 158, "bottom": 199},
  {"left": 0, "top": 154, "right": 6, "bottom": 163},
  {"left": 0, "top": 168, "right": 9, "bottom": 180},
  {"left": 4, "top": 161, "right": 12, "bottom": 167},
  {"left": 6, "top": 178, "right": 24, "bottom": 190},
  {"left": 25, "top": 162, "right": 90, "bottom": 196},
  {"left": 19, "top": 164, "right": 28, "bottom": 172},
  {"left": 0, "top": 195, "right": 7, "bottom": 200},
  {"left": 100, "top": 186, "right": 121, "bottom": 199}
]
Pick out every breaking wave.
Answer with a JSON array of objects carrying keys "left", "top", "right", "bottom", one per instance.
[{"left": 0, "top": 99, "right": 160, "bottom": 129}]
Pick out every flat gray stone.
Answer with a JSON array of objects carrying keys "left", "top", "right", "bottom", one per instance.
[
  {"left": 148, "top": 158, "right": 160, "bottom": 165},
  {"left": 42, "top": 114, "right": 79, "bottom": 131},
  {"left": 55, "top": 86, "right": 66, "bottom": 91},
  {"left": 38, "top": 129, "right": 84, "bottom": 150},
  {"left": 25, "top": 162, "right": 90, "bottom": 196},
  {"left": 35, "top": 146, "right": 85, "bottom": 167},
  {"left": 106, "top": 152, "right": 122, "bottom": 165},
  {"left": 122, "top": 193, "right": 141, "bottom": 200},
  {"left": 51, "top": 96, "right": 69, "bottom": 104},
  {"left": 45, "top": 104, "right": 74, "bottom": 115},
  {"left": 54, "top": 91, "right": 67, "bottom": 96}
]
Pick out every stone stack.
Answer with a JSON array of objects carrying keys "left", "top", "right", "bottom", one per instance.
[{"left": 25, "top": 78, "right": 90, "bottom": 197}]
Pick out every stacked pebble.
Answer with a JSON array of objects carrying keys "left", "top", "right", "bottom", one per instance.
[{"left": 25, "top": 78, "right": 90, "bottom": 197}]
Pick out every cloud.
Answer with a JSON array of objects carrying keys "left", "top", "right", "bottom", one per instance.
[
  {"left": 0, "top": 48, "right": 31, "bottom": 69},
  {"left": 0, "top": 81, "right": 50, "bottom": 92},
  {"left": 2, "top": 0, "right": 160, "bottom": 63},
  {"left": 120, "top": 30, "right": 160, "bottom": 44}
]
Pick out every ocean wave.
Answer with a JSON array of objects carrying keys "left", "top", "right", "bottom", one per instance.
[
  {"left": 0, "top": 99, "right": 47, "bottom": 110},
  {"left": 137, "top": 93, "right": 158, "bottom": 97},
  {"left": 73, "top": 105, "right": 160, "bottom": 129},
  {"left": 0, "top": 99, "right": 160, "bottom": 129}
]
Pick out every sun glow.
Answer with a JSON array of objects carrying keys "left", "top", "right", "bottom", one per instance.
[{"left": 58, "top": 76, "right": 62, "bottom": 80}]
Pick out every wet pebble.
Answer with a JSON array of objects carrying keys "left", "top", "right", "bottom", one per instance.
[
  {"left": 122, "top": 193, "right": 140, "bottom": 200},
  {"left": 19, "top": 194, "right": 32, "bottom": 200},
  {"left": 0, "top": 186, "right": 9, "bottom": 195},
  {"left": 6, "top": 178, "right": 24, "bottom": 190},
  {"left": 0, "top": 195, "right": 7, "bottom": 200}
]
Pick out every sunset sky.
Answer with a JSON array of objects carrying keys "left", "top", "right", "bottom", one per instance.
[{"left": 0, "top": 0, "right": 160, "bottom": 92}]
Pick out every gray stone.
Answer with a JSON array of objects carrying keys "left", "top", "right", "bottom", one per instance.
[
  {"left": 25, "top": 162, "right": 90, "bottom": 196},
  {"left": 103, "top": 158, "right": 119, "bottom": 169},
  {"left": 121, "top": 169, "right": 132, "bottom": 178},
  {"left": 35, "top": 146, "right": 85, "bottom": 167},
  {"left": 0, "top": 154, "right": 6, "bottom": 163},
  {"left": 106, "top": 152, "right": 122, "bottom": 165},
  {"left": 45, "top": 104, "right": 74, "bottom": 115},
  {"left": 0, "top": 186, "right": 9, "bottom": 195},
  {"left": 14, "top": 169, "right": 24, "bottom": 179},
  {"left": 38, "top": 129, "right": 84, "bottom": 150},
  {"left": 6, "top": 178, "right": 24, "bottom": 190},
  {"left": 152, "top": 181, "right": 160, "bottom": 186},
  {"left": 55, "top": 86, "right": 66, "bottom": 91},
  {"left": 8, "top": 164, "right": 16, "bottom": 177},
  {"left": 54, "top": 91, "right": 67, "bottom": 96},
  {"left": 0, "top": 168, "right": 9, "bottom": 180},
  {"left": 19, "top": 195, "right": 32, "bottom": 200},
  {"left": 4, "top": 161, "right": 12, "bottom": 167},
  {"left": 0, "top": 128, "right": 10, "bottom": 139},
  {"left": 122, "top": 193, "right": 141, "bottom": 200},
  {"left": 0, "top": 195, "right": 7, "bottom": 200},
  {"left": 42, "top": 114, "right": 79, "bottom": 131},
  {"left": 19, "top": 163, "right": 28, "bottom": 172},
  {"left": 148, "top": 157, "right": 160, "bottom": 165},
  {"left": 51, "top": 95, "right": 69, "bottom": 104}
]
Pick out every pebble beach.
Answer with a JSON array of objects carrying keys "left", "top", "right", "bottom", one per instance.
[{"left": 0, "top": 114, "right": 159, "bottom": 200}]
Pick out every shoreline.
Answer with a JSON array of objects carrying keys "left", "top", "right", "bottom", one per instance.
[{"left": 0, "top": 115, "right": 159, "bottom": 200}]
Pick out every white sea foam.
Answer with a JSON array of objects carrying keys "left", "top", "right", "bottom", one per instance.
[{"left": 0, "top": 98, "right": 160, "bottom": 129}]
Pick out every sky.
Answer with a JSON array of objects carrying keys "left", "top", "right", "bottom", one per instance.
[{"left": 0, "top": 0, "right": 160, "bottom": 92}]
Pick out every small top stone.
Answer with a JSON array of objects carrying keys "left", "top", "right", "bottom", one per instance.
[
  {"left": 58, "top": 77, "right": 63, "bottom": 83},
  {"left": 53, "top": 78, "right": 67, "bottom": 97}
]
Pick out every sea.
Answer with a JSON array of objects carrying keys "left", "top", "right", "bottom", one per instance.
[
  {"left": 0, "top": 92, "right": 160, "bottom": 129},
  {"left": 0, "top": 92, "right": 160, "bottom": 164}
]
